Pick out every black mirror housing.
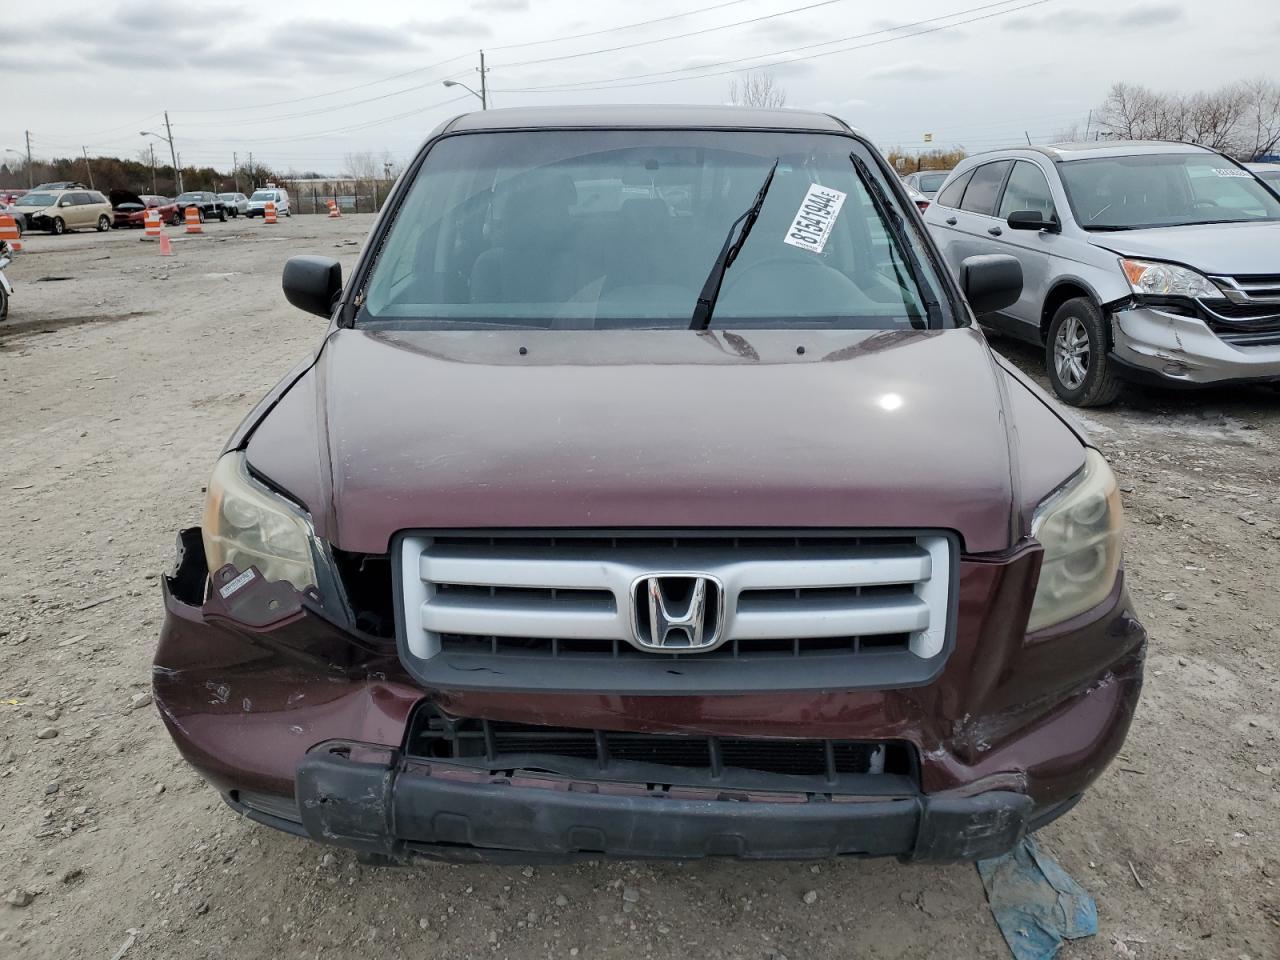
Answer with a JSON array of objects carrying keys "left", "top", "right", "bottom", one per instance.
[
  {"left": 1006, "top": 210, "right": 1058, "bottom": 232},
  {"left": 960, "top": 254, "right": 1023, "bottom": 315},
  {"left": 282, "top": 256, "right": 343, "bottom": 318}
]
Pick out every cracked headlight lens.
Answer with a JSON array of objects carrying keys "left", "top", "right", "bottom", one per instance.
[
  {"left": 1027, "top": 449, "right": 1123, "bottom": 633},
  {"left": 1120, "top": 258, "right": 1225, "bottom": 300},
  {"left": 202, "top": 452, "right": 317, "bottom": 591}
]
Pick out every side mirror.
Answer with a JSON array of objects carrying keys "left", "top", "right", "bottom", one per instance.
[
  {"left": 59, "top": 199, "right": 72, "bottom": 207},
  {"left": 1007, "top": 210, "right": 1059, "bottom": 232},
  {"left": 282, "top": 256, "right": 343, "bottom": 318},
  {"left": 960, "top": 254, "right": 1023, "bottom": 315}
]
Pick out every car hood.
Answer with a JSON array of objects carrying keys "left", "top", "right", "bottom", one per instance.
[
  {"left": 245, "top": 327, "right": 1052, "bottom": 556},
  {"left": 110, "top": 188, "right": 144, "bottom": 209},
  {"left": 1088, "top": 220, "right": 1280, "bottom": 274}
]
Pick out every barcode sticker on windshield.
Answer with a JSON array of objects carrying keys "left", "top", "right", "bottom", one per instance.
[
  {"left": 1212, "top": 167, "right": 1251, "bottom": 178},
  {"left": 784, "top": 184, "right": 847, "bottom": 254}
]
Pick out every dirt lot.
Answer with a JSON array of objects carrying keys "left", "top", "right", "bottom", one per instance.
[{"left": 0, "top": 215, "right": 1277, "bottom": 960}]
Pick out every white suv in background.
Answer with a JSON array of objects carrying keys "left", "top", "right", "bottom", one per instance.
[{"left": 924, "top": 141, "right": 1280, "bottom": 406}]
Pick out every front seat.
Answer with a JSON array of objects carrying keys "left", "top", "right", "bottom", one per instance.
[{"left": 470, "top": 173, "right": 579, "bottom": 305}]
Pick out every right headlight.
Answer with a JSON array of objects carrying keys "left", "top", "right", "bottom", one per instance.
[
  {"left": 1026, "top": 449, "right": 1123, "bottom": 633},
  {"left": 201, "top": 452, "right": 318, "bottom": 592}
]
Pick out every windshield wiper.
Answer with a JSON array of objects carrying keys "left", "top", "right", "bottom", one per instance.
[
  {"left": 690, "top": 158, "right": 779, "bottom": 330},
  {"left": 848, "top": 151, "right": 942, "bottom": 328},
  {"left": 1083, "top": 224, "right": 1134, "bottom": 232}
]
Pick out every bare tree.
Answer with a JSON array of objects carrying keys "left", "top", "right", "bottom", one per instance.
[
  {"left": 342, "top": 151, "right": 380, "bottom": 181},
  {"left": 1095, "top": 79, "right": 1280, "bottom": 159},
  {"left": 728, "top": 70, "right": 787, "bottom": 109}
]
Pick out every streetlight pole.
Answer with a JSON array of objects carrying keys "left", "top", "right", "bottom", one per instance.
[
  {"left": 25, "top": 131, "right": 32, "bottom": 188},
  {"left": 142, "top": 112, "right": 182, "bottom": 194},
  {"left": 442, "top": 52, "right": 490, "bottom": 109}
]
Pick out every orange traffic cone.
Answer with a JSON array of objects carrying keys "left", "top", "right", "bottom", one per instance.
[
  {"left": 263, "top": 201, "right": 278, "bottom": 224},
  {"left": 0, "top": 213, "right": 22, "bottom": 252},
  {"left": 327, "top": 199, "right": 341, "bottom": 219},
  {"left": 184, "top": 206, "right": 203, "bottom": 234},
  {"left": 144, "top": 209, "right": 162, "bottom": 238},
  {"left": 159, "top": 234, "right": 173, "bottom": 256}
]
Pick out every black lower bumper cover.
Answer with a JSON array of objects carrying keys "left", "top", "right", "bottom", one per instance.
[{"left": 292, "top": 748, "right": 1035, "bottom": 863}]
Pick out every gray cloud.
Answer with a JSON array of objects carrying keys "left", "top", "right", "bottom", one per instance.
[
  {"left": 861, "top": 61, "right": 955, "bottom": 83},
  {"left": 1004, "top": 3, "right": 1185, "bottom": 32},
  {"left": 415, "top": 16, "right": 493, "bottom": 37}
]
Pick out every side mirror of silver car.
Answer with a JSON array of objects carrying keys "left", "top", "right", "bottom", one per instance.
[
  {"left": 960, "top": 254, "right": 1023, "bottom": 315},
  {"left": 1006, "top": 210, "right": 1060, "bottom": 233}
]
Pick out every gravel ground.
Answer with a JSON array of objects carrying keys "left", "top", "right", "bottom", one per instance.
[{"left": 0, "top": 215, "right": 1277, "bottom": 960}]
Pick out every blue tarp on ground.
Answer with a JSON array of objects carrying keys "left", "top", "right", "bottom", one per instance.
[{"left": 977, "top": 836, "right": 1098, "bottom": 960}]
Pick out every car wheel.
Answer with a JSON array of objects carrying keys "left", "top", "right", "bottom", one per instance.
[
  {"left": 51, "top": 217, "right": 66, "bottom": 235},
  {"left": 218, "top": 208, "right": 227, "bottom": 222},
  {"left": 97, "top": 214, "right": 110, "bottom": 232},
  {"left": 1045, "top": 297, "right": 1122, "bottom": 407},
  {"left": 284, "top": 209, "right": 291, "bottom": 217},
  {"left": 0, "top": 283, "right": 8, "bottom": 323},
  {"left": 171, "top": 212, "right": 182, "bottom": 226}
]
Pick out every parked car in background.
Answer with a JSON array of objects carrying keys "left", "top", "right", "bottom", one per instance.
[
  {"left": 905, "top": 183, "right": 931, "bottom": 213},
  {"left": 1246, "top": 162, "right": 1280, "bottom": 187},
  {"left": 1, "top": 189, "right": 28, "bottom": 204},
  {"left": 925, "top": 141, "right": 1280, "bottom": 405},
  {"left": 0, "top": 239, "right": 13, "bottom": 322},
  {"left": 29, "top": 181, "right": 86, "bottom": 192},
  {"left": 0, "top": 201, "right": 24, "bottom": 237},
  {"left": 154, "top": 105, "right": 1145, "bottom": 867},
  {"left": 245, "top": 186, "right": 290, "bottom": 217},
  {"left": 902, "top": 168, "right": 952, "bottom": 199},
  {"left": 110, "top": 189, "right": 180, "bottom": 228},
  {"left": 217, "top": 192, "right": 249, "bottom": 217},
  {"left": 174, "top": 191, "right": 227, "bottom": 222},
  {"left": 11, "top": 187, "right": 112, "bottom": 234}
]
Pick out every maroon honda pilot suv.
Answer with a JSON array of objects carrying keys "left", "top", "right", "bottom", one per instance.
[{"left": 154, "top": 105, "right": 1145, "bottom": 864}]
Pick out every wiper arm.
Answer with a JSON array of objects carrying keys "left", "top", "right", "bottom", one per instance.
[
  {"left": 690, "top": 158, "right": 779, "bottom": 330},
  {"left": 848, "top": 151, "right": 943, "bottom": 328}
]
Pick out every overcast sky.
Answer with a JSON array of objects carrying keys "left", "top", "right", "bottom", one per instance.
[{"left": 6, "top": 0, "right": 1278, "bottom": 174}]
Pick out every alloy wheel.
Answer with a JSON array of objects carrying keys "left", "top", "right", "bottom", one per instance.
[{"left": 1054, "top": 314, "right": 1090, "bottom": 390}]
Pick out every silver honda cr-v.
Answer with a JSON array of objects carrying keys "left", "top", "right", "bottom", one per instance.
[{"left": 924, "top": 141, "right": 1280, "bottom": 406}]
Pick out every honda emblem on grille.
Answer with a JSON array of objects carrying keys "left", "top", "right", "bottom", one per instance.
[{"left": 629, "top": 574, "right": 725, "bottom": 651}]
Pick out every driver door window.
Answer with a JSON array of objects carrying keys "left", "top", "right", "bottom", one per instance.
[{"left": 998, "top": 161, "right": 1056, "bottom": 221}]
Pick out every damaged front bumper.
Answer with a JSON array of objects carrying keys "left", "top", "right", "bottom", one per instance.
[
  {"left": 154, "top": 529, "right": 1145, "bottom": 864},
  {"left": 1111, "top": 304, "right": 1280, "bottom": 386}
]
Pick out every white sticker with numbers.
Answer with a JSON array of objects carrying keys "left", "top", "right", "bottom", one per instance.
[{"left": 783, "top": 184, "right": 847, "bottom": 254}]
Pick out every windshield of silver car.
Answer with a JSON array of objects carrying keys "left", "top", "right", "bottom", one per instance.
[
  {"left": 1060, "top": 153, "right": 1280, "bottom": 230},
  {"left": 358, "top": 130, "right": 950, "bottom": 330}
]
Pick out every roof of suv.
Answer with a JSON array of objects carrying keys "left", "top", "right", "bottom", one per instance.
[
  {"left": 1036, "top": 141, "right": 1215, "bottom": 161},
  {"left": 446, "top": 104, "right": 851, "bottom": 134}
]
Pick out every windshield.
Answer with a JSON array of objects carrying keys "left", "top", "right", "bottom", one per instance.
[
  {"left": 250, "top": 191, "right": 276, "bottom": 201},
  {"left": 1059, "top": 153, "right": 1280, "bottom": 229},
  {"left": 917, "top": 172, "right": 949, "bottom": 193},
  {"left": 1255, "top": 168, "right": 1280, "bottom": 184},
  {"left": 359, "top": 130, "right": 948, "bottom": 330},
  {"left": 18, "top": 193, "right": 55, "bottom": 207},
  {"left": 218, "top": 193, "right": 237, "bottom": 200},
  {"left": 176, "top": 193, "right": 201, "bottom": 203}
]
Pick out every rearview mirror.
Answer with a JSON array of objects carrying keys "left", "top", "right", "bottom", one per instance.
[
  {"left": 1006, "top": 210, "right": 1059, "bottom": 232},
  {"left": 282, "top": 256, "right": 343, "bottom": 318},
  {"left": 960, "top": 254, "right": 1022, "bottom": 315}
]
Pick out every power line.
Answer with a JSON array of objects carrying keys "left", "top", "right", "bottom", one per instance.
[
  {"left": 487, "top": 0, "right": 758, "bottom": 51},
  {"left": 494, "top": 0, "right": 1046, "bottom": 93},
  {"left": 493, "top": 0, "right": 859, "bottom": 71}
]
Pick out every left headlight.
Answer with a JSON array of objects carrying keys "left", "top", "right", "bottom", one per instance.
[
  {"left": 1120, "top": 258, "right": 1224, "bottom": 300},
  {"left": 1027, "top": 449, "right": 1124, "bottom": 633},
  {"left": 202, "top": 452, "right": 318, "bottom": 592}
]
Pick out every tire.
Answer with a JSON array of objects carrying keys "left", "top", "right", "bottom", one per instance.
[
  {"left": 198, "top": 208, "right": 206, "bottom": 223},
  {"left": 171, "top": 212, "right": 182, "bottom": 226},
  {"left": 0, "top": 283, "right": 8, "bottom": 323},
  {"left": 1045, "top": 297, "right": 1122, "bottom": 407},
  {"left": 51, "top": 217, "right": 66, "bottom": 235},
  {"left": 217, "top": 208, "right": 227, "bottom": 222},
  {"left": 97, "top": 214, "right": 110, "bottom": 232},
  {"left": 284, "top": 209, "right": 291, "bottom": 218}
]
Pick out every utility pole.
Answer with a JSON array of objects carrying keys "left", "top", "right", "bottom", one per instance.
[
  {"left": 163, "top": 110, "right": 182, "bottom": 193},
  {"left": 479, "top": 50, "right": 488, "bottom": 110},
  {"left": 1083, "top": 109, "right": 1093, "bottom": 142},
  {"left": 25, "top": 130, "right": 32, "bottom": 188},
  {"left": 81, "top": 147, "right": 95, "bottom": 189},
  {"left": 233, "top": 151, "right": 239, "bottom": 193},
  {"left": 150, "top": 144, "right": 157, "bottom": 194},
  {"left": 248, "top": 152, "right": 254, "bottom": 188}
]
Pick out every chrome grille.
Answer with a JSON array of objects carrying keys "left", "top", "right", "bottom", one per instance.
[
  {"left": 399, "top": 533, "right": 952, "bottom": 667},
  {"left": 1212, "top": 274, "right": 1280, "bottom": 306}
]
